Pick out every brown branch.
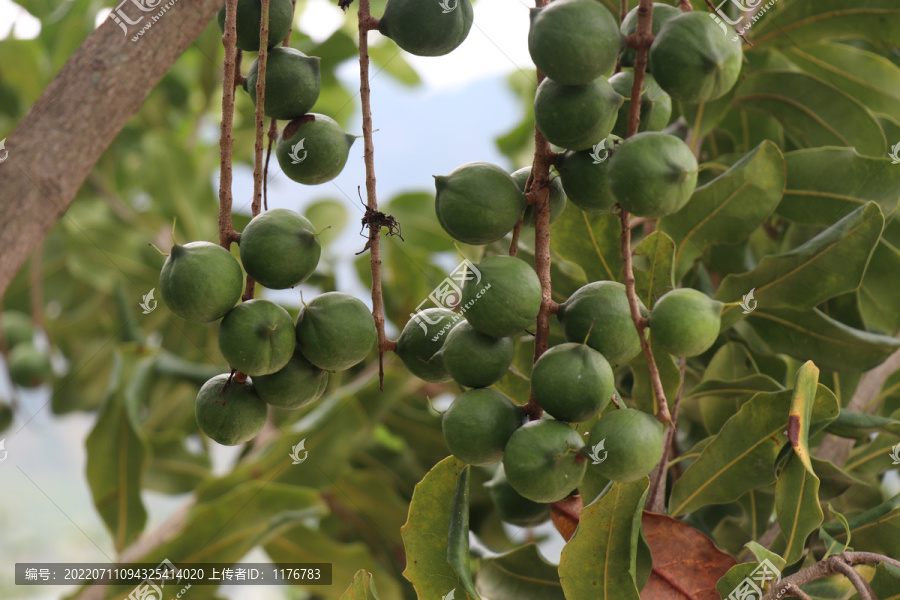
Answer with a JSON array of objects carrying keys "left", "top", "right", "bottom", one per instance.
[
  {"left": 357, "top": 0, "right": 390, "bottom": 389},
  {"left": 521, "top": 0, "right": 554, "bottom": 422},
  {"left": 251, "top": 0, "right": 269, "bottom": 219},
  {"left": 218, "top": 0, "right": 241, "bottom": 249},
  {"left": 679, "top": 0, "right": 693, "bottom": 10},
  {"left": 0, "top": 0, "right": 223, "bottom": 298},
  {"left": 761, "top": 553, "right": 900, "bottom": 600},
  {"left": 508, "top": 219, "right": 523, "bottom": 257},
  {"left": 619, "top": 0, "right": 670, "bottom": 425},
  {"left": 647, "top": 357, "right": 685, "bottom": 511}
]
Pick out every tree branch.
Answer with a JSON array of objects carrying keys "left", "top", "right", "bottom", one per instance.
[
  {"left": 219, "top": 0, "right": 241, "bottom": 249},
  {"left": 647, "top": 357, "right": 685, "bottom": 511},
  {"left": 760, "top": 553, "right": 899, "bottom": 600},
  {"left": 0, "top": 0, "right": 223, "bottom": 298},
  {"left": 357, "top": 0, "right": 390, "bottom": 390},
  {"left": 522, "top": 0, "right": 554, "bottom": 422},
  {"left": 619, "top": 0, "right": 670, "bottom": 425}
]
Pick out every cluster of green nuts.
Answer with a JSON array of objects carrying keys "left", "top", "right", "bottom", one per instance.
[
  {"left": 218, "top": 0, "right": 355, "bottom": 185},
  {"left": 387, "top": 1, "right": 737, "bottom": 525},
  {"left": 158, "top": 209, "right": 376, "bottom": 446},
  {"left": 531, "top": 0, "right": 742, "bottom": 218}
]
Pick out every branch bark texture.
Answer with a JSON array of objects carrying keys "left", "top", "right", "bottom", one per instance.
[{"left": 0, "top": 0, "right": 223, "bottom": 297}]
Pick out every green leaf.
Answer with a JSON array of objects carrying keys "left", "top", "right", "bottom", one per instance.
[
  {"left": 306, "top": 199, "right": 349, "bottom": 249},
  {"left": 447, "top": 465, "right": 479, "bottom": 599},
  {"left": 777, "top": 148, "right": 900, "bottom": 225},
  {"left": 744, "top": 541, "right": 787, "bottom": 574},
  {"left": 750, "top": 0, "right": 900, "bottom": 48},
  {"left": 551, "top": 208, "right": 623, "bottom": 283},
  {"left": 144, "top": 431, "right": 212, "bottom": 495},
  {"left": 812, "top": 457, "right": 867, "bottom": 499},
  {"left": 339, "top": 570, "right": 382, "bottom": 600},
  {"left": 860, "top": 218, "right": 900, "bottom": 333},
  {"left": 476, "top": 545, "right": 566, "bottom": 600},
  {"left": 788, "top": 361, "right": 819, "bottom": 470},
  {"left": 783, "top": 43, "right": 900, "bottom": 123},
  {"left": 824, "top": 492, "right": 900, "bottom": 557},
  {"left": 633, "top": 230, "right": 675, "bottom": 308},
  {"left": 858, "top": 563, "right": 900, "bottom": 600},
  {"left": 558, "top": 478, "right": 649, "bottom": 600},
  {"left": 402, "top": 457, "right": 477, "bottom": 600},
  {"left": 743, "top": 307, "right": 900, "bottom": 372},
  {"left": 689, "top": 374, "right": 785, "bottom": 435},
  {"left": 775, "top": 455, "right": 822, "bottom": 565},
  {"left": 732, "top": 71, "right": 886, "bottom": 157},
  {"left": 659, "top": 141, "right": 785, "bottom": 279},
  {"left": 669, "top": 385, "right": 839, "bottom": 516},
  {"left": 716, "top": 201, "right": 885, "bottom": 317},
  {"left": 85, "top": 348, "right": 152, "bottom": 551},
  {"left": 820, "top": 503, "right": 852, "bottom": 558},
  {"left": 825, "top": 409, "right": 900, "bottom": 439},
  {"left": 368, "top": 41, "right": 421, "bottom": 86}
]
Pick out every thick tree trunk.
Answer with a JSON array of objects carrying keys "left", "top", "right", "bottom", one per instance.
[{"left": 0, "top": 0, "right": 222, "bottom": 298}]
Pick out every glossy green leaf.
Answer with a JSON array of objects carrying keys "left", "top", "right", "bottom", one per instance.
[
  {"left": 447, "top": 465, "right": 479, "bottom": 599},
  {"left": 339, "top": 570, "right": 383, "bottom": 600},
  {"left": 551, "top": 208, "right": 622, "bottom": 283},
  {"left": 402, "top": 457, "right": 477, "bottom": 600},
  {"left": 85, "top": 349, "right": 152, "bottom": 551},
  {"left": 690, "top": 374, "right": 785, "bottom": 435},
  {"left": 670, "top": 385, "right": 839, "bottom": 516},
  {"left": 784, "top": 44, "right": 900, "bottom": 123},
  {"left": 824, "top": 492, "right": 900, "bottom": 557},
  {"left": 788, "top": 361, "right": 819, "bottom": 469},
  {"left": 855, "top": 563, "right": 900, "bottom": 600},
  {"left": 860, "top": 218, "right": 900, "bottom": 333},
  {"left": 744, "top": 541, "right": 787, "bottom": 574},
  {"left": 558, "top": 478, "right": 648, "bottom": 600},
  {"left": 775, "top": 455, "right": 822, "bottom": 565},
  {"left": 777, "top": 148, "right": 900, "bottom": 225},
  {"left": 820, "top": 504, "right": 852, "bottom": 558},
  {"left": 632, "top": 230, "right": 675, "bottom": 308},
  {"left": 812, "top": 457, "right": 867, "bottom": 499},
  {"left": 660, "top": 141, "right": 785, "bottom": 279},
  {"left": 825, "top": 409, "right": 900, "bottom": 439},
  {"left": 744, "top": 307, "right": 900, "bottom": 372},
  {"left": 716, "top": 202, "right": 885, "bottom": 316},
  {"left": 476, "top": 545, "right": 565, "bottom": 600},
  {"left": 751, "top": 0, "right": 900, "bottom": 48},
  {"left": 732, "top": 71, "right": 886, "bottom": 157}
]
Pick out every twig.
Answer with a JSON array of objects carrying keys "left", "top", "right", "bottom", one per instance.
[
  {"left": 619, "top": 0, "right": 670, "bottom": 425},
  {"left": 679, "top": 0, "right": 693, "bottom": 10},
  {"left": 831, "top": 561, "right": 876, "bottom": 600},
  {"left": 261, "top": 0, "right": 296, "bottom": 213},
  {"left": 521, "top": 0, "right": 554, "bottom": 422},
  {"left": 218, "top": 0, "right": 241, "bottom": 248},
  {"left": 357, "top": 0, "right": 389, "bottom": 390},
  {"left": 508, "top": 219, "right": 523, "bottom": 257},
  {"left": 760, "top": 553, "right": 899, "bottom": 600},
  {"left": 647, "top": 357, "right": 685, "bottom": 511}
]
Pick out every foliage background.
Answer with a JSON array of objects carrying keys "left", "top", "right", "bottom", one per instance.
[{"left": 0, "top": 0, "right": 899, "bottom": 598}]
